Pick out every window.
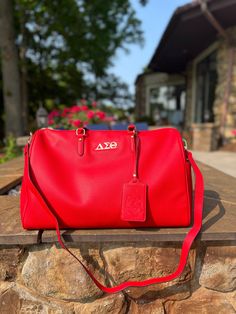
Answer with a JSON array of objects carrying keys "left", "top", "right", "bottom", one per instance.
[
  {"left": 195, "top": 51, "right": 217, "bottom": 123},
  {"left": 149, "top": 85, "right": 186, "bottom": 126}
]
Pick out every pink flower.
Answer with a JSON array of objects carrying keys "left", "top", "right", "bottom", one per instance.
[
  {"left": 81, "top": 105, "right": 88, "bottom": 111},
  {"left": 72, "top": 120, "right": 82, "bottom": 128},
  {"left": 105, "top": 116, "right": 115, "bottom": 122},
  {"left": 80, "top": 99, "right": 86, "bottom": 105},
  {"left": 232, "top": 130, "right": 236, "bottom": 136},
  {"left": 96, "top": 111, "right": 106, "bottom": 120},
  {"left": 70, "top": 105, "right": 81, "bottom": 113},
  {"left": 48, "top": 118, "right": 55, "bottom": 125},
  {"left": 91, "top": 101, "right": 97, "bottom": 108},
  {"left": 67, "top": 113, "right": 73, "bottom": 119},
  {"left": 87, "top": 110, "right": 95, "bottom": 119},
  {"left": 48, "top": 110, "right": 60, "bottom": 119},
  {"left": 61, "top": 107, "right": 70, "bottom": 117}
]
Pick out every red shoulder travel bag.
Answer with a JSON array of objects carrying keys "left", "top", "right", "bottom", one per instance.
[{"left": 20, "top": 126, "right": 204, "bottom": 293}]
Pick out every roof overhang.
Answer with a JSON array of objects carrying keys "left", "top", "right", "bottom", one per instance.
[{"left": 148, "top": 0, "right": 236, "bottom": 73}]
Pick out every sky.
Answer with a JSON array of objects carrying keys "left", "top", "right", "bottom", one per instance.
[{"left": 111, "top": 0, "right": 190, "bottom": 94}]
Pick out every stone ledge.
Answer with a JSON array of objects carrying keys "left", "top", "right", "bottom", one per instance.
[
  {"left": 0, "top": 241, "right": 235, "bottom": 313},
  {"left": 0, "top": 156, "right": 23, "bottom": 195}
]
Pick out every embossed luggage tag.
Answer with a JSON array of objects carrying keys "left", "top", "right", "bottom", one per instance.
[
  {"left": 121, "top": 125, "right": 147, "bottom": 222},
  {"left": 121, "top": 180, "right": 147, "bottom": 222}
]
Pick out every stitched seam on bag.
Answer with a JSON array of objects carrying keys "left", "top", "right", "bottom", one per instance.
[
  {"left": 22, "top": 174, "right": 29, "bottom": 227},
  {"left": 176, "top": 131, "right": 191, "bottom": 225},
  {"left": 178, "top": 135, "right": 191, "bottom": 224},
  {"left": 22, "top": 185, "right": 29, "bottom": 227},
  {"left": 23, "top": 131, "right": 40, "bottom": 227},
  {"left": 29, "top": 129, "right": 40, "bottom": 157}
]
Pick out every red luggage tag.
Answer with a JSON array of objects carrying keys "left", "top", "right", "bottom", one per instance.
[{"left": 121, "top": 180, "right": 147, "bottom": 222}]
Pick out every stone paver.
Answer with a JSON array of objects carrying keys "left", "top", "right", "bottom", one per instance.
[
  {"left": 192, "top": 151, "right": 236, "bottom": 178},
  {"left": 0, "top": 156, "right": 23, "bottom": 194}
]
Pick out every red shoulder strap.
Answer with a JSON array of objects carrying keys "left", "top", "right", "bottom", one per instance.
[{"left": 25, "top": 145, "right": 204, "bottom": 293}]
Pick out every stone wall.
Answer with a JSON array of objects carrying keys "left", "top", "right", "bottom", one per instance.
[
  {"left": 0, "top": 241, "right": 235, "bottom": 313},
  {"left": 191, "top": 123, "right": 219, "bottom": 151},
  {"left": 135, "top": 75, "right": 147, "bottom": 118},
  {"left": 184, "top": 26, "right": 236, "bottom": 143},
  {"left": 213, "top": 26, "right": 236, "bottom": 138}
]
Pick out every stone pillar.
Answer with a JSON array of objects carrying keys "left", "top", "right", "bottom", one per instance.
[
  {"left": 191, "top": 123, "right": 219, "bottom": 151},
  {"left": 135, "top": 74, "right": 146, "bottom": 119},
  {"left": 184, "top": 62, "right": 194, "bottom": 129},
  {"left": 214, "top": 27, "right": 236, "bottom": 139}
]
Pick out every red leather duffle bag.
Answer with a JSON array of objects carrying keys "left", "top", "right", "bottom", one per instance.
[{"left": 20, "top": 125, "right": 204, "bottom": 293}]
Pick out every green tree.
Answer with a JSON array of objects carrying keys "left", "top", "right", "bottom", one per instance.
[
  {"left": 0, "top": 0, "right": 146, "bottom": 138},
  {"left": 0, "top": 0, "right": 23, "bottom": 137},
  {"left": 19, "top": 0, "right": 144, "bottom": 108}
]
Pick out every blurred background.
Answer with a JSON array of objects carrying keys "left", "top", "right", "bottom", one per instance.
[{"left": 0, "top": 0, "right": 236, "bottom": 161}]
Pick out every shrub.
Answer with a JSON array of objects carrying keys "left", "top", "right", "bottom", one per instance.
[
  {"left": 48, "top": 100, "right": 113, "bottom": 129},
  {"left": 0, "top": 135, "right": 22, "bottom": 164}
]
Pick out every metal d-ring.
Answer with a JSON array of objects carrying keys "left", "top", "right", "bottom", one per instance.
[
  {"left": 75, "top": 128, "right": 86, "bottom": 136},
  {"left": 182, "top": 138, "right": 188, "bottom": 150}
]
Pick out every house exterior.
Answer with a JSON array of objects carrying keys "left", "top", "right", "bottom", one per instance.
[{"left": 135, "top": 0, "right": 236, "bottom": 150}]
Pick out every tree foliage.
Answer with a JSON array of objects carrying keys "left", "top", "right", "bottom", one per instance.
[
  {"left": 0, "top": 0, "right": 146, "bottom": 138},
  {"left": 15, "top": 0, "right": 144, "bottom": 107}
]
